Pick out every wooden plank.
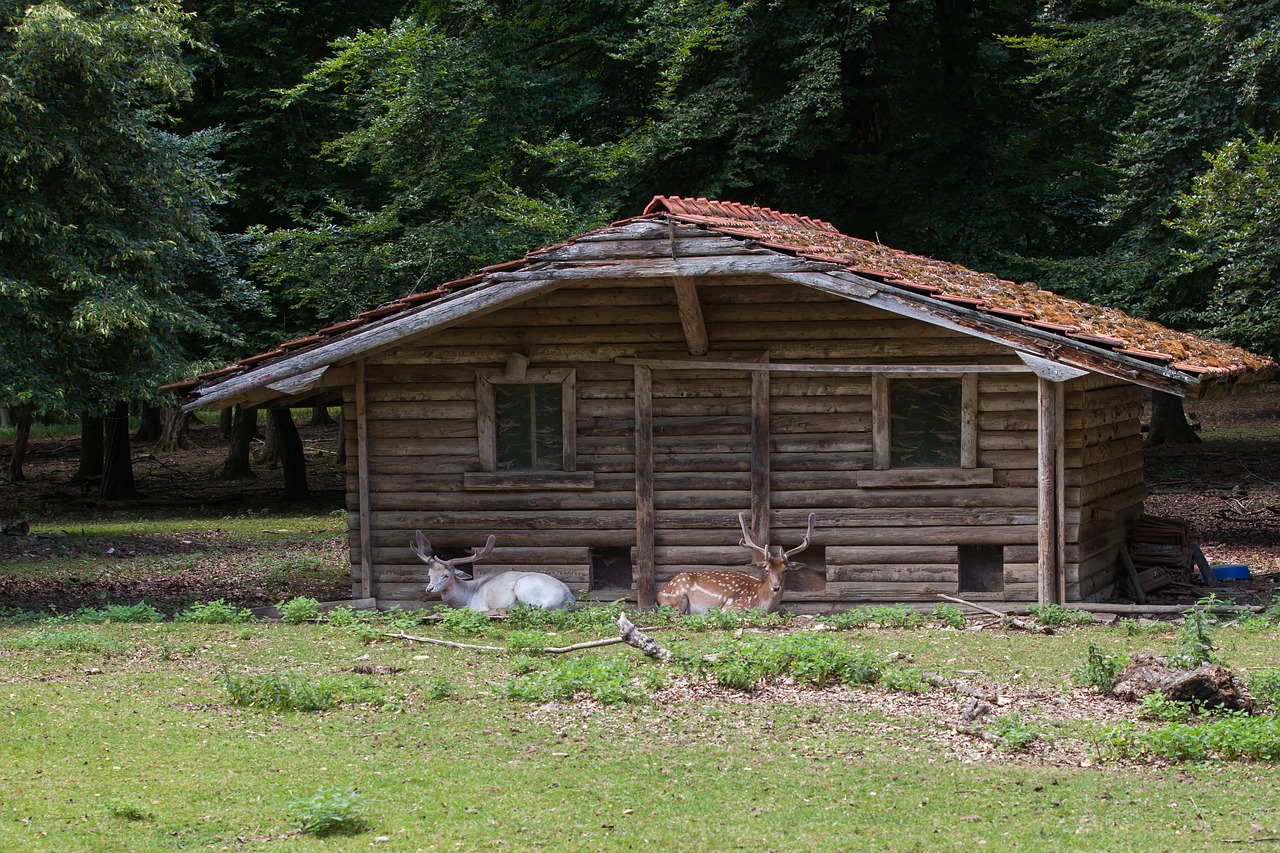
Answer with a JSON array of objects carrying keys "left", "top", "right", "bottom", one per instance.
[
  {"left": 1037, "top": 376, "right": 1062, "bottom": 604},
  {"left": 961, "top": 373, "right": 978, "bottom": 468},
  {"left": 872, "top": 374, "right": 890, "bottom": 470},
  {"left": 634, "top": 365, "right": 655, "bottom": 609},
  {"left": 356, "top": 359, "right": 374, "bottom": 600},
  {"left": 672, "top": 277, "right": 709, "bottom": 356},
  {"left": 618, "top": 357, "right": 1033, "bottom": 374},
  {"left": 855, "top": 468, "right": 994, "bottom": 488},
  {"left": 751, "top": 357, "right": 770, "bottom": 546}
]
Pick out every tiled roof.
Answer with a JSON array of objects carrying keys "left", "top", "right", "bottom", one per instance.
[{"left": 163, "top": 195, "right": 1274, "bottom": 400}]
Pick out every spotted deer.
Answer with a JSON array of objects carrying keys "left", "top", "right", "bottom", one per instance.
[
  {"left": 655, "top": 512, "right": 815, "bottom": 614},
  {"left": 412, "top": 531, "right": 574, "bottom": 611}
]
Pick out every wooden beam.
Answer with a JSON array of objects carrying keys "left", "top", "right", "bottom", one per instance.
[
  {"left": 1037, "top": 376, "right": 1064, "bottom": 605},
  {"left": 356, "top": 359, "right": 374, "bottom": 600},
  {"left": 634, "top": 365, "right": 655, "bottom": 609},
  {"left": 615, "top": 357, "right": 1032, "bottom": 374},
  {"left": 751, "top": 355, "right": 770, "bottom": 546},
  {"left": 871, "top": 374, "right": 890, "bottom": 470},
  {"left": 671, "top": 277, "right": 709, "bottom": 356}
]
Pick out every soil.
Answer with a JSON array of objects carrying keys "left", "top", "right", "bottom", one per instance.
[{"left": 0, "top": 385, "right": 1278, "bottom": 613}]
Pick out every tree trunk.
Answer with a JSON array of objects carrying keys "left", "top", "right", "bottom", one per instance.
[
  {"left": 309, "top": 404, "right": 336, "bottom": 426},
  {"left": 216, "top": 405, "right": 257, "bottom": 480},
  {"left": 256, "top": 410, "right": 281, "bottom": 467},
  {"left": 71, "top": 413, "right": 104, "bottom": 487},
  {"left": 1146, "top": 391, "right": 1202, "bottom": 447},
  {"left": 134, "top": 403, "right": 162, "bottom": 442},
  {"left": 268, "top": 407, "right": 309, "bottom": 500},
  {"left": 101, "top": 402, "right": 137, "bottom": 499},
  {"left": 4, "top": 406, "right": 33, "bottom": 483},
  {"left": 218, "top": 406, "right": 234, "bottom": 442},
  {"left": 156, "top": 407, "right": 192, "bottom": 451}
]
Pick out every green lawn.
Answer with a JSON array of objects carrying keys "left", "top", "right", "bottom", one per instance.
[{"left": 3, "top": 604, "right": 1280, "bottom": 851}]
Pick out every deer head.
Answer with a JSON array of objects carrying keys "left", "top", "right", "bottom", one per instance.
[{"left": 412, "top": 530, "right": 496, "bottom": 595}]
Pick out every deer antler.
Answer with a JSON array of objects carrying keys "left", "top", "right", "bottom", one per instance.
[
  {"left": 445, "top": 534, "right": 496, "bottom": 568},
  {"left": 411, "top": 530, "right": 433, "bottom": 563},
  {"left": 737, "top": 512, "right": 769, "bottom": 559},
  {"left": 783, "top": 513, "right": 816, "bottom": 558}
]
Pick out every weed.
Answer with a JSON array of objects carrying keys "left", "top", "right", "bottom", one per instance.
[
  {"left": 434, "top": 605, "right": 493, "bottom": 637},
  {"left": 223, "top": 671, "right": 382, "bottom": 712},
  {"left": 505, "top": 654, "right": 647, "bottom": 704},
  {"left": 1093, "top": 714, "right": 1280, "bottom": 762},
  {"left": 385, "top": 606, "right": 424, "bottom": 630},
  {"left": 324, "top": 605, "right": 360, "bottom": 628},
  {"left": 877, "top": 665, "right": 931, "bottom": 694},
  {"left": 0, "top": 607, "right": 43, "bottom": 625},
  {"left": 506, "top": 604, "right": 557, "bottom": 630},
  {"left": 987, "top": 713, "right": 1042, "bottom": 752},
  {"left": 554, "top": 600, "right": 628, "bottom": 634},
  {"left": 507, "top": 629, "right": 554, "bottom": 652},
  {"left": 1171, "top": 596, "right": 1220, "bottom": 669},
  {"left": 277, "top": 596, "right": 320, "bottom": 625},
  {"left": 175, "top": 599, "right": 253, "bottom": 624},
  {"left": 1, "top": 626, "right": 126, "bottom": 655},
  {"left": 689, "top": 632, "right": 881, "bottom": 690},
  {"left": 1027, "top": 603, "right": 1092, "bottom": 628},
  {"left": 1119, "top": 618, "right": 1167, "bottom": 637},
  {"left": 1249, "top": 670, "right": 1280, "bottom": 711},
  {"left": 817, "top": 605, "right": 924, "bottom": 630},
  {"left": 422, "top": 676, "right": 456, "bottom": 700},
  {"left": 1137, "top": 692, "right": 1196, "bottom": 722},
  {"left": 931, "top": 603, "right": 967, "bottom": 629},
  {"left": 287, "top": 788, "right": 368, "bottom": 836},
  {"left": 816, "top": 607, "right": 875, "bottom": 630},
  {"left": 1074, "top": 642, "right": 1126, "bottom": 693},
  {"left": 48, "top": 602, "right": 164, "bottom": 624},
  {"left": 105, "top": 800, "right": 154, "bottom": 821}
]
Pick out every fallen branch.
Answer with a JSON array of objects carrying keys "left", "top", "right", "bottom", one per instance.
[
  {"left": 938, "top": 594, "right": 1053, "bottom": 634},
  {"left": 953, "top": 698, "right": 1003, "bottom": 746},
  {"left": 387, "top": 630, "right": 636, "bottom": 655},
  {"left": 922, "top": 671, "right": 1000, "bottom": 703},
  {"left": 617, "top": 612, "right": 673, "bottom": 662}
]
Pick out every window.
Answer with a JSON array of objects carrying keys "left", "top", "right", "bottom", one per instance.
[
  {"left": 589, "top": 547, "right": 633, "bottom": 591},
  {"left": 494, "top": 382, "right": 564, "bottom": 470},
  {"left": 872, "top": 373, "right": 977, "bottom": 471},
  {"left": 470, "top": 368, "right": 591, "bottom": 489},
  {"left": 958, "top": 544, "right": 1004, "bottom": 593}
]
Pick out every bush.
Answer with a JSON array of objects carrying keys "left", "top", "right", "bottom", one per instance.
[
  {"left": 176, "top": 599, "right": 253, "bottom": 624},
  {"left": 507, "top": 629, "right": 554, "bottom": 653},
  {"left": 877, "top": 665, "right": 931, "bottom": 694},
  {"left": 287, "top": 788, "right": 368, "bottom": 836},
  {"left": 277, "top": 597, "right": 320, "bottom": 625}
]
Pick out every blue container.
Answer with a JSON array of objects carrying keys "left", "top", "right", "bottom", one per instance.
[{"left": 1209, "top": 564, "right": 1251, "bottom": 581}]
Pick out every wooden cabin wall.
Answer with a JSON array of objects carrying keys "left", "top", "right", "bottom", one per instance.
[
  {"left": 1067, "top": 375, "right": 1146, "bottom": 600},
  {"left": 338, "top": 224, "right": 1144, "bottom": 607}
]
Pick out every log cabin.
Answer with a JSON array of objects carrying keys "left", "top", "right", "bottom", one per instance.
[{"left": 165, "top": 196, "right": 1275, "bottom": 611}]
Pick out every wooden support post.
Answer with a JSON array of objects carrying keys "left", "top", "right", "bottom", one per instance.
[
  {"left": 671, "top": 277, "right": 709, "bottom": 356},
  {"left": 356, "top": 359, "right": 374, "bottom": 600},
  {"left": 751, "top": 359, "right": 770, "bottom": 546},
  {"left": 634, "top": 366, "right": 655, "bottom": 609},
  {"left": 1036, "top": 376, "right": 1064, "bottom": 605}
]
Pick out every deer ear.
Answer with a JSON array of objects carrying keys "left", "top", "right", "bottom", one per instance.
[
  {"left": 785, "top": 561, "right": 807, "bottom": 571},
  {"left": 454, "top": 569, "right": 473, "bottom": 580}
]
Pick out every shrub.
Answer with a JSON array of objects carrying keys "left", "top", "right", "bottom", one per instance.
[
  {"left": 176, "top": 599, "right": 253, "bottom": 624},
  {"left": 287, "top": 788, "right": 368, "bottom": 836},
  {"left": 1074, "top": 643, "right": 1126, "bottom": 693},
  {"left": 277, "top": 597, "right": 320, "bottom": 625},
  {"left": 1093, "top": 715, "right": 1280, "bottom": 762},
  {"left": 324, "top": 605, "right": 360, "bottom": 628}
]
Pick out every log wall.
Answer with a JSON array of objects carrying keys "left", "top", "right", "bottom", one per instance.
[{"left": 339, "top": 227, "right": 1146, "bottom": 607}]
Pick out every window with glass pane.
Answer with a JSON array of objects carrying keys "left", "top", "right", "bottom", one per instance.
[
  {"left": 890, "top": 378, "right": 962, "bottom": 467},
  {"left": 494, "top": 383, "right": 563, "bottom": 470}
]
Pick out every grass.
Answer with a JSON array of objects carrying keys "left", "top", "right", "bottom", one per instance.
[{"left": 3, "top": 610, "right": 1280, "bottom": 850}]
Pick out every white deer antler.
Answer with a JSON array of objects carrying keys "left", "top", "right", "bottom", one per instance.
[
  {"left": 737, "top": 511, "right": 769, "bottom": 559},
  {"left": 783, "top": 513, "right": 816, "bottom": 558}
]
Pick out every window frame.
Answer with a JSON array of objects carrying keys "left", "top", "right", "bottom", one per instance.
[
  {"left": 467, "top": 368, "right": 591, "bottom": 490},
  {"left": 872, "top": 372, "right": 978, "bottom": 471}
]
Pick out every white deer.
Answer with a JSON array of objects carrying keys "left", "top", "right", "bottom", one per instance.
[
  {"left": 412, "top": 531, "right": 574, "bottom": 611},
  {"left": 656, "top": 512, "right": 815, "bottom": 615}
]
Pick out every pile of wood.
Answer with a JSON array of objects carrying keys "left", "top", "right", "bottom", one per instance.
[{"left": 1119, "top": 514, "right": 1194, "bottom": 602}]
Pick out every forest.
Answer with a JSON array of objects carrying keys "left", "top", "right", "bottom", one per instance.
[{"left": 2, "top": 0, "right": 1278, "bottom": 496}]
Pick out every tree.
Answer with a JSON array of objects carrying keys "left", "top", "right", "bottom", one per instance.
[{"left": 0, "top": 0, "right": 247, "bottom": 495}]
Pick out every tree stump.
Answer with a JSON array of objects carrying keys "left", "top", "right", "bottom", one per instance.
[{"left": 1110, "top": 652, "right": 1254, "bottom": 712}]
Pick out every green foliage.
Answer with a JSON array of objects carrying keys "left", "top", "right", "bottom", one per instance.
[
  {"left": 1, "top": 626, "right": 126, "bottom": 655},
  {"left": 422, "top": 676, "right": 456, "bottom": 701},
  {"left": 1027, "top": 603, "right": 1092, "bottom": 628},
  {"left": 1249, "top": 670, "right": 1280, "bottom": 711},
  {"left": 1094, "top": 714, "right": 1280, "bottom": 763},
  {"left": 931, "top": 603, "right": 967, "bottom": 629},
  {"left": 277, "top": 597, "right": 320, "bottom": 625},
  {"left": 1171, "top": 597, "right": 1221, "bottom": 670},
  {"left": 223, "top": 671, "right": 383, "bottom": 713},
  {"left": 286, "top": 788, "right": 368, "bottom": 836},
  {"left": 1137, "top": 692, "right": 1196, "bottom": 723},
  {"left": 877, "top": 665, "right": 931, "bottom": 695},
  {"left": 987, "top": 713, "right": 1042, "bottom": 753},
  {"left": 433, "top": 605, "right": 494, "bottom": 638},
  {"left": 105, "top": 799, "right": 154, "bottom": 822},
  {"left": 505, "top": 654, "right": 647, "bottom": 705},
  {"left": 47, "top": 603, "right": 165, "bottom": 624},
  {"left": 507, "top": 629, "right": 554, "bottom": 653},
  {"left": 1074, "top": 643, "right": 1126, "bottom": 694},
  {"left": 689, "top": 632, "right": 882, "bottom": 691},
  {"left": 323, "top": 605, "right": 361, "bottom": 629},
  {"left": 175, "top": 599, "right": 253, "bottom": 624},
  {"left": 817, "top": 605, "right": 925, "bottom": 630}
]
